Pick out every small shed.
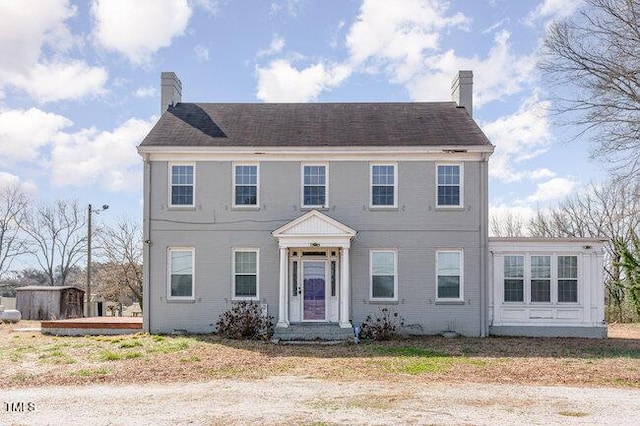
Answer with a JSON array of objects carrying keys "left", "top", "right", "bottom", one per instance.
[{"left": 16, "top": 286, "right": 85, "bottom": 320}]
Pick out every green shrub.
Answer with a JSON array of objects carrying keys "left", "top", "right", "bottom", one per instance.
[
  {"left": 216, "top": 301, "right": 274, "bottom": 340},
  {"left": 359, "top": 308, "right": 404, "bottom": 341}
]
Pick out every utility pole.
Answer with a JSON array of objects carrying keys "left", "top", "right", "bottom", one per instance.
[
  {"left": 86, "top": 203, "right": 108, "bottom": 317},
  {"left": 86, "top": 204, "right": 92, "bottom": 317}
]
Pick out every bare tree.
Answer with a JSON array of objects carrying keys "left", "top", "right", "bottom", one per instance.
[
  {"left": 528, "top": 179, "right": 640, "bottom": 321},
  {"left": 539, "top": 0, "right": 640, "bottom": 178},
  {"left": 21, "top": 200, "right": 87, "bottom": 286},
  {"left": 96, "top": 217, "right": 143, "bottom": 308},
  {"left": 0, "top": 184, "right": 29, "bottom": 280},
  {"left": 490, "top": 211, "right": 527, "bottom": 237}
]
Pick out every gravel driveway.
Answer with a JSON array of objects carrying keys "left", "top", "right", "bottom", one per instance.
[{"left": 2, "top": 377, "right": 639, "bottom": 425}]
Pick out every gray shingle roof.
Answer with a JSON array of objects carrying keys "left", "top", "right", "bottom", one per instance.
[{"left": 139, "top": 102, "right": 493, "bottom": 148}]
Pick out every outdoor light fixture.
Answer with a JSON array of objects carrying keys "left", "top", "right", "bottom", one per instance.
[{"left": 86, "top": 204, "right": 109, "bottom": 317}]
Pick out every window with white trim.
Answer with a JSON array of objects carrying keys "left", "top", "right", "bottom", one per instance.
[
  {"left": 233, "top": 249, "right": 258, "bottom": 299},
  {"left": 302, "top": 164, "right": 327, "bottom": 207},
  {"left": 531, "top": 255, "right": 551, "bottom": 302},
  {"left": 370, "top": 250, "right": 397, "bottom": 300},
  {"left": 169, "top": 164, "right": 194, "bottom": 207},
  {"left": 436, "top": 250, "right": 463, "bottom": 300},
  {"left": 558, "top": 256, "right": 578, "bottom": 303},
  {"left": 371, "top": 164, "right": 397, "bottom": 207},
  {"left": 168, "top": 248, "right": 194, "bottom": 299},
  {"left": 504, "top": 255, "right": 524, "bottom": 302},
  {"left": 233, "top": 164, "right": 259, "bottom": 207},
  {"left": 436, "top": 164, "right": 462, "bottom": 207},
  {"left": 502, "top": 254, "right": 580, "bottom": 304}
]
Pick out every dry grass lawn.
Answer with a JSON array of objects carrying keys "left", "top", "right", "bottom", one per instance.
[{"left": 1, "top": 321, "right": 638, "bottom": 389}]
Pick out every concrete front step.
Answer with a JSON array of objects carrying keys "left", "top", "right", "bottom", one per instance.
[{"left": 273, "top": 323, "right": 354, "bottom": 341}]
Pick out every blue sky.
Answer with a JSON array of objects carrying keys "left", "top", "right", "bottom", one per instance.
[{"left": 0, "top": 0, "right": 606, "bottom": 226}]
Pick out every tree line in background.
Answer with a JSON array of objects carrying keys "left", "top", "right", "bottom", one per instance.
[
  {"left": 0, "top": 184, "right": 142, "bottom": 310},
  {"left": 491, "top": 179, "right": 640, "bottom": 322}
]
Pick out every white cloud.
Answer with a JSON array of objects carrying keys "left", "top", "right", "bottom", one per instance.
[
  {"left": 269, "top": 0, "right": 304, "bottom": 18},
  {"left": 0, "top": 172, "right": 37, "bottom": 195},
  {"left": 92, "top": 0, "right": 192, "bottom": 64},
  {"left": 482, "top": 95, "right": 553, "bottom": 182},
  {"left": 189, "top": 0, "right": 219, "bottom": 15},
  {"left": 346, "top": 0, "right": 469, "bottom": 80},
  {"left": 256, "top": 60, "right": 351, "bottom": 102},
  {"left": 50, "top": 118, "right": 154, "bottom": 192},
  {"left": 529, "top": 168, "right": 556, "bottom": 180},
  {"left": 0, "top": 108, "right": 72, "bottom": 164},
  {"left": 0, "top": 0, "right": 107, "bottom": 103},
  {"left": 0, "top": 0, "right": 76, "bottom": 74},
  {"left": 526, "top": 177, "right": 576, "bottom": 202},
  {"left": 405, "top": 30, "right": 537, "bottom": 106},
  {"left": 341, "top": 1, "right": 536, "bottom": 107},
  {"left": 8, "top": 61, "right": 107, "bottom": 103},
  {"left": 257, "top": 36, "right": 286, "bottom": 57},
  {"left": 134, "top": 86, "right": 157, "bottom": 98},
  {"left": 525, "top": 0, "right": 581, "bottom": 24},
  {"left": 194, "top": 45, "right": 210, "bottom": 62}
]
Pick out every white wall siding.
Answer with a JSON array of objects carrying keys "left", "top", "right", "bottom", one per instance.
[{"left": 488, "top": 238, "right": 607, "bottom": 338}]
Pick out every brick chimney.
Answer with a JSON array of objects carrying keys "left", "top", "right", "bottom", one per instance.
[
  {"left": 451, "top": 70, "right": 473, "bottom": 117},
  {"left": 161, "top": 72, "right": 182, "bottom": 114}
]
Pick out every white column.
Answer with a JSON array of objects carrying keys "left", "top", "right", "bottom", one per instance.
[
  {"left": 339, "top": 247, "right": 352, "bottom": 328},
  {"left": 277, "top": 247, "right": 289, "bottom": 328}
]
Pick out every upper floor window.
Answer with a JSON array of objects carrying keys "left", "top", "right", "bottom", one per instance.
[
  {"left": 233, "top": 164, "right": 259, "bottom": 207},
  {"left": 233, "top": 249, "right": 259, "bottom": 300},
  {"left": 371, "top": 164, "right": 397, "bottom": 207},
  {"left": 436, "top": 250, "right": 463, "bottom": 300},
  {"left": 558, "top": 256, "right": 578, "bottom": 303},
  {"left": 170, "top": 164, "right": 194, "bottom": 207},
  {"left": 436, "top": 164, "right": 462, "bottom": 207},
  {"left": 302, "top": 164, "right": 327, "bottom": 208},
  {"left": 370, "top": 249, "right": 397, "bottom": 301},
  {"left": 531, "top": 255, "right": 551, "bottom": 302},
  {"left": 504, "top": 255, "right": 524, "bottom": 302},
  {"left": 168, "top": 248, "right": 194, "bottom": 300}
]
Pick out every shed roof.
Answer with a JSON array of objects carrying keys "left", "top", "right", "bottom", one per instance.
[
  {"left": 139, "top": 102, "right": 493, "bottom": 148},
  {"left": 16, "top": 286, "right": 84, "bottom": 292}
]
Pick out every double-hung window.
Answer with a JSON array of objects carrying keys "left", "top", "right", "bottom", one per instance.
[
  {"left": 370, "top": 250, "right": 397, "bottom": 301},
  {"left": 504, "top": 255, "right": 524, "bottom": 302},
  {"left": 558, "top": 256, "right": 578, "bottom": 303},
  {"left": 502, "top": 254, "right": 580, "bottom": 304},
  {"left": 302, "top": 164, "right": 327, "bottom": 208},
  {"left": 233, "top": 164, "right": 259, "bottom": 207},
  {"left": 531, "top": 256, "right": 551, "bottom": 302},
  {"left": 370, "top": 164, "right": 397, "bottom": 207},
  {"left": 436, "top": 250, "right": 463, "bottom": 300},
  {"left": 436, "top": 164, "right": 462, "bottom": 207},
  {"left": 168, "top": 248, "right": 194, "bottom": 300},
  {"left": 233, "top": 249, "right": 259, "bottom": 299},
  {"left": 170, "top": 164, "right": 195, "bottom": 207}
]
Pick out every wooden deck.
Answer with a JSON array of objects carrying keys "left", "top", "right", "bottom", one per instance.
[{"left": 41, "top": 317, "right": 143, "bottom": 336}]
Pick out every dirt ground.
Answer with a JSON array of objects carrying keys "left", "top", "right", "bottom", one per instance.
[
  {"left": 0, "top": 322, "right": 638, "bottom": 424},
  {"left": 1, "top": 377, "right": 639, "bottom": 425},
  {"left": 1, "top": 321, "right": 638, "bottom": 390}
]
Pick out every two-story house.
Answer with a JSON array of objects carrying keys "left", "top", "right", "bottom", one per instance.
[{"left": 137, "top": 71, "right": 607, "bottom": 339}]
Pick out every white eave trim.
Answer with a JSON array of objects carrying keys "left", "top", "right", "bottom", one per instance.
[{"left": 137, "top": 144, "right": 495, "bottom": 162}]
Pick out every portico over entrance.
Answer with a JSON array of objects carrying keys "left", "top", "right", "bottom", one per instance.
[{"left": 272, "top": 210, "right": 356, "bottom": 329}]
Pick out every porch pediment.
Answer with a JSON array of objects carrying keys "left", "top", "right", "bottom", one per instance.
[{"left": 272, "top": 210, "right": 356, "bottom": 248}]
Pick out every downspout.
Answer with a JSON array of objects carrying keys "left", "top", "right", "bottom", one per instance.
[
  {"left": 142, "top": 153, "right": 152, "bottom": 333},
  {"left": 479, "top": 153, "right": 489, "bottom": 337}
]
